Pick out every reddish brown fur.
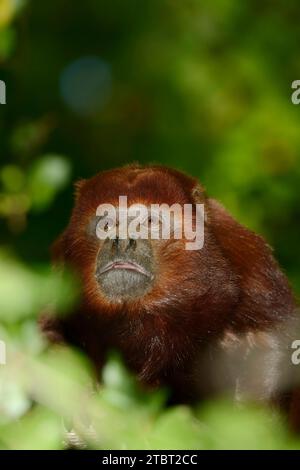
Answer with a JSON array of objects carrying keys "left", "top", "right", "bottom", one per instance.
[{"left": 44, "top": 165, "right": 299, "bottom": 412}]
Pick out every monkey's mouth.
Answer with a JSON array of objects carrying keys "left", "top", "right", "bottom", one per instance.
[
  {"left": 96, "top": 238, "right": 155, "bottom": 300},
  {"left": 98, "top": 260, "right": 152, "bottom": 278}
]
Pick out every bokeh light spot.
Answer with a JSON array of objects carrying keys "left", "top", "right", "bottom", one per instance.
[{"left": 60, "top": 56, "right": 112, "bottom": 116}]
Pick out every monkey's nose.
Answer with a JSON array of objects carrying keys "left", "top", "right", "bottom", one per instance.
[{"left": 112, "top": 237, "right": 137, "bottom": 253}]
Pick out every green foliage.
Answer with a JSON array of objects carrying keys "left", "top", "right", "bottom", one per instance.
[
  {"left": 1, "top": 335, "right": 300, "bottom": 449},
  {"left": 0, "top": 0, "right": 300, "bottom": 450},
  {"left": 0, "top": 26, "right": 16, "bottom": 60},
  {"left": 28, "top": 155, "right": 72, "bottom": 211},
  {"left": 0, "top": 252, "right": 77, "bottom": 322}
]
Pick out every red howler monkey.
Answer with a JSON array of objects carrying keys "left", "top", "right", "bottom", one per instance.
[{"left": 42, "top": 164, "right": 299, "bottom": 420}]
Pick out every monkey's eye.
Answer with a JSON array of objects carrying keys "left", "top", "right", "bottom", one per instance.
[
  {"left": 147, "top": 214, "right": 160, "bottom": 227},
  {"left": 104, "top": 218, "right": 115, "bottom": 231},
  {"left": 96, "top": 215, "right": 116, "bottom": 237}
]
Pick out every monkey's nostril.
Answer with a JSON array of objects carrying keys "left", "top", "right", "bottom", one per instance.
[
  {"left": 128, "top": 238, "right": 137, "bottom": 250},
  {"left": 112, "top": 237, "right": 119, "bottom": 250}
]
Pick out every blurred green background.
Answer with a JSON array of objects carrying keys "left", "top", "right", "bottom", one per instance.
[{"left": 0, "top": 0, "right": 300, "bottom": 450}]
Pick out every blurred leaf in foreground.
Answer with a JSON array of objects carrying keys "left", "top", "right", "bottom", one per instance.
[
  {"left": 197, "top": 400, "right": 291, "bottom": 450},
  {"left": 0, "top": 407, "right": 63, "bottom": 450},
  {"left": 0, "top": 251, "right": 78, "bottom": 322},
  {"left": 101, "top": 352, "right": 168, "bottom": 413}
]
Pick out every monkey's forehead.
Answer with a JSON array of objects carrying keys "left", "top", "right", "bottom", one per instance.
[{"left": 77, "top": 166, "right": 205, "bottom": 207}]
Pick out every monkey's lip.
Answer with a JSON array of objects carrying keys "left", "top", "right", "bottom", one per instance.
[{"left": 98, "top": 260, "right": 151, "bottom": 277}]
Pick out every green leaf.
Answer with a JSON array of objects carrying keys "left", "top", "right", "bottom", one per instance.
[{"left": 28, "top": 155, "right": 71, "bottom": 211}]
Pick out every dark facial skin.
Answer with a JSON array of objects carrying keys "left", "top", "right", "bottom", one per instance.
[{"left": 95, "top": 236, "right": 155, "bottom": 301}]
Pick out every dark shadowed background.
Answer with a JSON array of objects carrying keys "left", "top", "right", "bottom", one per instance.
[{"left": 0, "top": 0, "right": 300, "bottom": 450}]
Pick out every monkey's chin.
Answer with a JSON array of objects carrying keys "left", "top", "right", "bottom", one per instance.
[{"left": 96, "top": 268, "right": 154, "bottom": 302}]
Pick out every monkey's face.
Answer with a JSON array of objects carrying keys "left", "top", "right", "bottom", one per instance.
[{"left": 91, "top": 203, "right": 187, "bottom": 303}]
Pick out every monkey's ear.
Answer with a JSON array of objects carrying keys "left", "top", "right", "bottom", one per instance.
[
  {"left": 74, "top": 179, "right": 87, "bottom": 200},
  {"left": 208, "top": 198, "right": 295, "bottom": 328},
  {"left": 191, "top": 184, "right": 208, "bottom": 222},
  {"left": 191, "top": 183, "right": 206, "bottom": 203},
  {"left": 51, "top": 179, "right": 87, "bottom": 264}
]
